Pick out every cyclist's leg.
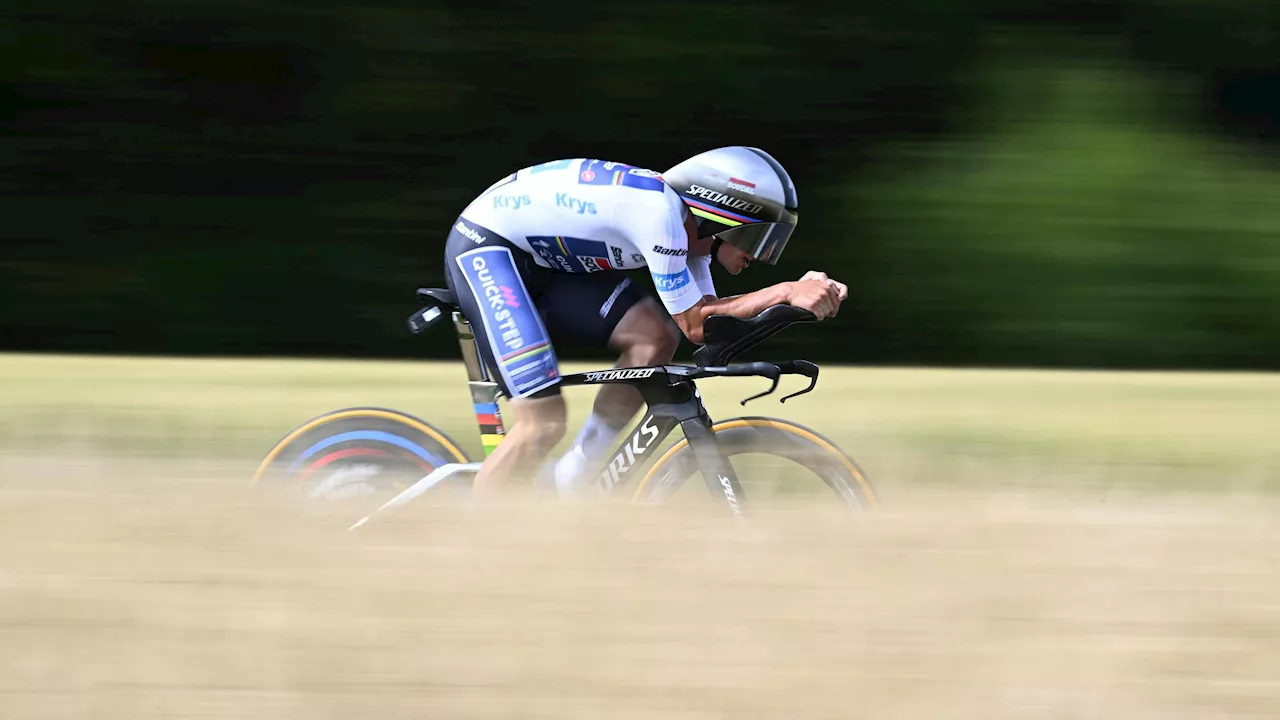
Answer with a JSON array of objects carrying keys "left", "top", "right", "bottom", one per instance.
[
  {"left": 443, "top": 219, "right": 567, "bottom": 496},
  {"left": 597, "top": 291, "right": 683, "bottom": 423},
  {"left": 538, "top": 273, "right": 681, "bottom": 491}
]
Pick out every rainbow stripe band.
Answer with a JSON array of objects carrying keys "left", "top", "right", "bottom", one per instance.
[
  {"left": 683, "top": 197, "right": 756, "bottom": 226},
  {"left": 474, "top": 403, "right": 504, "bottom": 430},
  {"left": 474, "top": 402, "right": 505, "bottom": 456},
  {"left": 501, "top": 341, "right": 551, "bottom": 364},
  {"left": 481, "top": 434, "right": 503, "bottom": 455},
  {"left": 690, "top": 208, "right": 741, "bottom": 227}
]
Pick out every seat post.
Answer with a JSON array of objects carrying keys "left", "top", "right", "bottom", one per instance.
[
  {"left": 452, "top": 311, "right": 507, "bottom": 457},
  {"left": 452, "top": 311, "right": 490, "bottom": 384}
]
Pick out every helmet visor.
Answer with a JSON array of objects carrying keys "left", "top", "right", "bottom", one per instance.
[{"left": 714, "top": 213, "right": 796, "bottom": 265}]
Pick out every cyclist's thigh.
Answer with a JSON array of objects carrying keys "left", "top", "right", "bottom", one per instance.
[
  {"left": 443, "top": 217, "right": 561, "bottom": 399},
  {"left": 540, "top": 271, "right": 669, "bottom": 349}
]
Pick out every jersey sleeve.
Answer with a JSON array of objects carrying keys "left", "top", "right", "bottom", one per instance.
[
  {"left": 687, "top": 253, "right": 717, "bottom": 299},
  {"left": 615, "top": 188, "right": 705, "bottom": 316}
]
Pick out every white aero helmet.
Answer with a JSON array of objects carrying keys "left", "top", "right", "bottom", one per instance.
[{"left": 662, "top": 146, "right": 798, "bottom": 265}]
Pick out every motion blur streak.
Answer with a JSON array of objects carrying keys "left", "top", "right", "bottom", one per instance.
[{"left": 0, "top": 461, "right": 1276, "bottom": 719}]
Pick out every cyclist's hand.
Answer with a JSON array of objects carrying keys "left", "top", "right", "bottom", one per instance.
[
  {"left": 800, "top": 271, "right": 848, "bottom": 302},
  {"left": 787, "top": 279, "right": 842, "bottom": 319}
]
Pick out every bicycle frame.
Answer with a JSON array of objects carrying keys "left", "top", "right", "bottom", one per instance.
[
  {"left": 349, "top": 301, "right": 820, "bottom": 530},
  {"left": 449, "top": 311, "right": 745, "bottom": 515},
  {"left": 564, "top": 369, "right": 744, "bottom": 514}
]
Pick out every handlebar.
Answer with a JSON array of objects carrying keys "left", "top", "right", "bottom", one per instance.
[
  {"left": 683, "top": 303, "right": 824, "bottom": 403},
  {"left": 692, "top": 304, "right": 820, "bottom": 367},
  {"left": 669, "top": 358, "right": 820, "bottom": 405}
]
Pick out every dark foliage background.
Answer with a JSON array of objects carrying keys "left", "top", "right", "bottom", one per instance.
[{"left": 4, "top": 1, "right": 1279, "bottom": 367}]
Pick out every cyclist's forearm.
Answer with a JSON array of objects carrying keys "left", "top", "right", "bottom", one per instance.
[
  {"left": 699, "top": 282, "right": 793, "bottom": 320},
  {"left": 671, "top": 283, "right": 794, "bottom": 344}
]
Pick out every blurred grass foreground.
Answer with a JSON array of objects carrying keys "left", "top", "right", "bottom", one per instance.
[
  {"left": 0, "top": 478, "right": 1278, "bottom": 719},
  {"left": 2, "top": 354, "right": 1280, "bottom": 717},
  {"left": 0, "top": 359, "right": 1277, "bottom": 718}
]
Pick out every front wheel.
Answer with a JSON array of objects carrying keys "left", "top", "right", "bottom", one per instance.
[{"left": 630, "top": 417, "right": 877, "bottom": 512}]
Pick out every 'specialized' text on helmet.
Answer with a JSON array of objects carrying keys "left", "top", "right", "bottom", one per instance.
[{"left": 662, "top": 146, "right": 798, "bottom": 265}]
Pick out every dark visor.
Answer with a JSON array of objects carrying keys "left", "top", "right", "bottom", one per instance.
[{"left": 714, "top": 210, "right": 797, "bottom": 265}]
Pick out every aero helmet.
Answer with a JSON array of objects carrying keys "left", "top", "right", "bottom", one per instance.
[{"left": 662, "top": 146, "right": 798, "bottom": 264}]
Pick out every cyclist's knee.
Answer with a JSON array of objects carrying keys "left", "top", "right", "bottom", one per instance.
[
  {"left": 522, "top": 419, "right": 568, "bottom": 454},
  {"left": 510, "top": 391, "right": 568, "bottom": 451},
  {"left": 614, "top": 299, "right": 680, "bottom": 363},
  {"left": 651, "top": 314, "right": 681, "bottom": 358},
  {"left": 630, "top": 332, "right": 679, "bottom": 366}
]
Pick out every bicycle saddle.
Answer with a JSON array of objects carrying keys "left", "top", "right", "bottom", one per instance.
[{"left": 416, "top": 287, "right": 458, "bottom": 309}]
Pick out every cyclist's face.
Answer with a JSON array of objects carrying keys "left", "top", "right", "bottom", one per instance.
[{"left": 715, "top": 240, "right": 752, "bottom": 274}]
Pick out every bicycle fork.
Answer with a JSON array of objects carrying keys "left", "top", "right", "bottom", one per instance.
[
  {"left": 610, "top": 380, "right": 746, "bottom": 519},
  {"left": 678, "top": 415, "right": 745, "bottom": 519}
]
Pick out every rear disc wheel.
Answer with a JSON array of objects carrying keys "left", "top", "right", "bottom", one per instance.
[{"left": 251, "top": 407, "right": 473, "bottom": 512}]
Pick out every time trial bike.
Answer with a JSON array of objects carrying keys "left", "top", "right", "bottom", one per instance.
[{"left": 251, "top": 287, "right": 878, "bottom": 527}]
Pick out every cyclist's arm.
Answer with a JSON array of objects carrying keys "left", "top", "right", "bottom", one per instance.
[
  {"left": 621, "top": 189, "right": 791, "bottom": 344},
  {"left": 688, "top": 251, "right": 717, "bottom": 299},
  {"left": 670, "top": 220, "right": 797, "bottom": 343},
  {"left": 670, "top": 283, "right": 794, "bottom": 345}
]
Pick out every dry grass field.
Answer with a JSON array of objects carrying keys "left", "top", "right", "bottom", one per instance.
[{"left": 1, "top": 353, "right": 1278, "bottom": 718}]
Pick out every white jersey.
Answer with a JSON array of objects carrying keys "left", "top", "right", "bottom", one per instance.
[{"left": 457, "top": 158, "right": 716, "bottom": 316}]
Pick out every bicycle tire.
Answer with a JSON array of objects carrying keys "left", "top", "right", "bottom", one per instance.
[
  {"left": 251, "top": 407, "right": 472, "bottom": 503},
  {"left": 630, "top": 416, "right": 877, "bottom": 511}
]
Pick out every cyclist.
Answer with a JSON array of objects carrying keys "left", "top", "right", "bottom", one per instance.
[{"left": 442, "top": 146, "right": 847, "bottom": 497}]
